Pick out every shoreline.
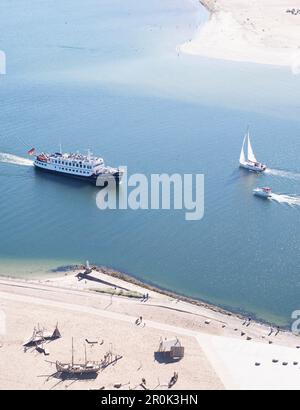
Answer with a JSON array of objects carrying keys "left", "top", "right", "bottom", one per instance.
[
  {"left": 182, "top": 0, "right": 300, "bottom": 68},
  {"left": 58, "top": 264, "right": 291, "bottom": 329},
  {"left": 1, "top": 263, "right": 290, "bottom": 329}
]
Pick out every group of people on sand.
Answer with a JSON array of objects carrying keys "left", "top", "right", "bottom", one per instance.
[
  {"left": 141, "top": 293, "right": 150, "bottom": 302},
  {"left": 242, "top": 317, "right": 281, "bottom": 337},
  {"left": 286, "top": 8, "right": 300, "bottom": 15},
  {"left": 269, "top": 326, "right": 281, "bottom": 337},
  {"left": 242, "top": 317, "right": 252, "bottom": 327},
  {"left": 135, "top": 316, "right": 146, "bottom": 327}
]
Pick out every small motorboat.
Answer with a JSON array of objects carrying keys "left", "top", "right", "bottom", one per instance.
[
  {"left": 253, "top": 187, "right": 272, "bottom": 199},
  {"left": 239, "top": 130, "right": 267, "bottom": 173}
]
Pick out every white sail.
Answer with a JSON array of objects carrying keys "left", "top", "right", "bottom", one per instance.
[
  {"left": 247, "top": 133, "right": 257, "bottom": 163},
  {"left": 239, "top": 136, "right": 246, "bottom": 164}
]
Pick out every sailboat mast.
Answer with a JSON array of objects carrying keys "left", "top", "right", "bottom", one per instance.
[
  {"left": 72, "top": 337, "right": 74, "bottom": 366},
  {"left": 84, "top": 342, "right": 87, "bottom": 365}
]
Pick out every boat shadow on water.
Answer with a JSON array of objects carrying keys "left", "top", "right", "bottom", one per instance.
[
  {"left": 226, "top": 167, "right": 263, "bottom": 186},
  {"left": 225, "top": 169, "right": 241, "bottom": 186}
]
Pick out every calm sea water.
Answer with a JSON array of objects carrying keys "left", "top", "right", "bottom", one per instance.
[{"left": 1, "top": 0, "right": 300, "bottom": 326}]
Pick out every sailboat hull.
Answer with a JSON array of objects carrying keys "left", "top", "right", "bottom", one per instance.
[
  {"left": 240, "top": 161, "right": 266, "bottom": 173},
  {"left": 56, "top": 361, "right": 100, "bottom": 375}
]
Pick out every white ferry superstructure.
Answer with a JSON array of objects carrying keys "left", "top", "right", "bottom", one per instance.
[{"left": 31, "top": 150, "right": 123, "bottom": 185}]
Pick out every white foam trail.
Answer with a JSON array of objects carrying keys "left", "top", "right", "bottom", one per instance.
[
  {"left": 270, "top": 193, "right": 300, "bottom": 207},
  {"left": 0, "top": 153, "right": 33, "bottom": 167},
  {"left": 265, "top": 168, "right": 300, "bottom": 181}
]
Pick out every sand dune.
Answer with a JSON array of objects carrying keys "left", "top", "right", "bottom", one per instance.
[{"left": 182, "top": 0, "right": 300, "bottom": 69}]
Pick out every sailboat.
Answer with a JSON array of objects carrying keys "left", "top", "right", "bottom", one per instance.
[
  {"left": 56, "top": 339, "right": 101, "bottom": 376},
  {"left": 239, "top": 131, "right": 267, "bottom": 173}
]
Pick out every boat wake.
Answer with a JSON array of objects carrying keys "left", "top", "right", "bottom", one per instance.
[
  {"left": 0, "top": 153, "right": 33, "bottom": 167},
  {"left": 270, "top": 193, "right": 300, "bottom": 207},
  {"left": 265, "top": 168, "right": 300, "bottom": 181}
]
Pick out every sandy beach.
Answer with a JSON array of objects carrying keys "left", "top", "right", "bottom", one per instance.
[
  {"left": 0, "top": 267, "right": 300, "bottom": 390},
  {"left": 182, "top": 0, "right": 300, "bottom": 68}
]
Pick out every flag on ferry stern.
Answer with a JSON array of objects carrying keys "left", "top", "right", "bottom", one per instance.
[{"left": 27, "top": 148, "right": 35, "bottom": 156}]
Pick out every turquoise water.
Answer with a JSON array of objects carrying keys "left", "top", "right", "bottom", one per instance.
[{"left": 1, "top": 0, "right": 300, "bottom": 326}]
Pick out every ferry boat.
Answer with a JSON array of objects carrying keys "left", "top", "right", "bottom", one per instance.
[
  {"left": 253, "top": 187, "right": 272, "bottom": 199},
  {"left": 29, "top": 149, "right": 123, "bottom": 185},
  {"left": 239, "top": 131, "right": 267, "bottom": 173}
]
